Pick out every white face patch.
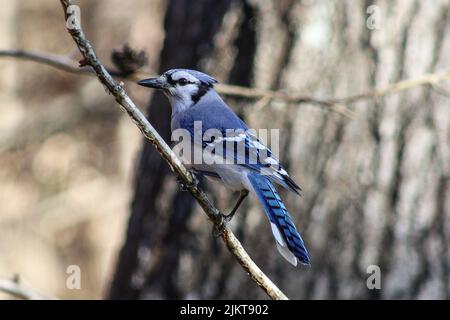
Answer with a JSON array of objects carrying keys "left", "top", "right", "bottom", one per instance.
[{"left": 166, "top": 71, "right": 202, "bottom": 109}]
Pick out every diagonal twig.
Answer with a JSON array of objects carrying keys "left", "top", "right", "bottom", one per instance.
[{"left": 59, "top": 0, "right": 288, "bottom": 300}]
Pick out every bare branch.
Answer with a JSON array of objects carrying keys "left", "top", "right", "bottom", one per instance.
[
  {"left": 217, "top": 70, "right": 450, "bottom": 104},
  {"left": 335, "top": 69, "right": 450, "bottom": 103},
  {"left": 0, "top": 48, "right": 352, "bottom": 117},
  {"left": 0, "top": 49, "right": 91, "bottom": 75},
  {"left": 0, "top": 48, "right": 134, "bottom": 77},
  {"left": 0, "top": 275, "right": 56, "bottom": 300},
  {"left": 217, "top": 83, "right": 355, "bottom": 118},
  {"left": 2, "top": 48, "right": 448, "bottom": 117},
  {"left": 59, "top": 0, "right": 288, "bottom": 300}
]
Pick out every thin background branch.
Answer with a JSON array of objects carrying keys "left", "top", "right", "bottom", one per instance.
[
  {"left": 2, "top": 49, "right": 448, "bottom": 116},
  {"left": 58, "top": 0, "right": 288, "bottom": 300}
]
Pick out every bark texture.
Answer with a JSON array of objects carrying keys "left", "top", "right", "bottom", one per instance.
[{"left": 110, "top": 0, "right": 450, "bottom": 299}]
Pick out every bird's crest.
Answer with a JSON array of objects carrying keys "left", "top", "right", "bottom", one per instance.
[{"left": 165, "top": 69, "right": 218, "bottom": 87}]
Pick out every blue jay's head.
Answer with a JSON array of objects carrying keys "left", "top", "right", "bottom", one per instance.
[{"left": 138, "top": 69, "right": 217, "bottom": 107}]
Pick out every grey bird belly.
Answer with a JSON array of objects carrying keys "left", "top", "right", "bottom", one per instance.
[
  {"left": 175, "top": 140, "right": 251, "bottom": 191},
  {"left": 193, "top": 162, "right": 251, "bottom": 191}
]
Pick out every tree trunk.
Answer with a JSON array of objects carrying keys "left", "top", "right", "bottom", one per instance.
[
  {"left": 109, "top": 0, "right": 450, "bottom": 299},
  {"left": 107, "top": 0, "right": 232, "bottom": 299}
]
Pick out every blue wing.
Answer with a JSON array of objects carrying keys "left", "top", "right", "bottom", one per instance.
[{"left": 178, "top": 101, "right": 301, "bottom": 194}]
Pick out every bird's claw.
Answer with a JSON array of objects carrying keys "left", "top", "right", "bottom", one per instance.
[
  {"left": 177, "top": 175, "right": 198, "bottom": 192},
  {"left": 212, "top": 214, "right": 229, "bottom": 237},
  {"left": 222, "top": 213, "right": 233, "bottom": 223},
  {"left": 177, "top": 177, "right": 188, "bottom": 191}
]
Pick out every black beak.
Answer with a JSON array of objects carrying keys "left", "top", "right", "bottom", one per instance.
[{"left": 137, "top": 78, "right": 166, "bottom": 89}]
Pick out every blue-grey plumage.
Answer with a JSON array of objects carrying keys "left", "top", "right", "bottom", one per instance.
[{"left": 138, "top": 69, "right": 310, "bottom": 266}]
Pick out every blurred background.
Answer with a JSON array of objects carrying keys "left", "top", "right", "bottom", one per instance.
[{"left": 0, "top": 0, "right": 449, "bottom": 299}]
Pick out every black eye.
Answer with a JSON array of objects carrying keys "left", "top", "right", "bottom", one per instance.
[{"left": 178, "top": 78, "right": 189, "bottom": 86}]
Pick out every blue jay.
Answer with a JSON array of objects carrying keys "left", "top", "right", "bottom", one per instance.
[{"left": 138, "top": 69, "right": 310, "bottom": 266}]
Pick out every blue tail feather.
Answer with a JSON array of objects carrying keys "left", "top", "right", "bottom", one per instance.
[{"left": 247, "top": 173, "right": 310, "bottom": 266}]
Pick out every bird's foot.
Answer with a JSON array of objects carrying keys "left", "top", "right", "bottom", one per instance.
[
  {"left": 222, "top": 212, "right": 234, "bottom": 223},
  {"left": 176, "top": 177, "right": 188, "bottom": 191},
  {"left": 211, "top": 195, "right": 245, "bottom": 237},
  {"left": 176, "top": 176, "right": 198, "bottom": 192},
  {"left": 212, "top": 213, "right": 230, "bottom": 238}
]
